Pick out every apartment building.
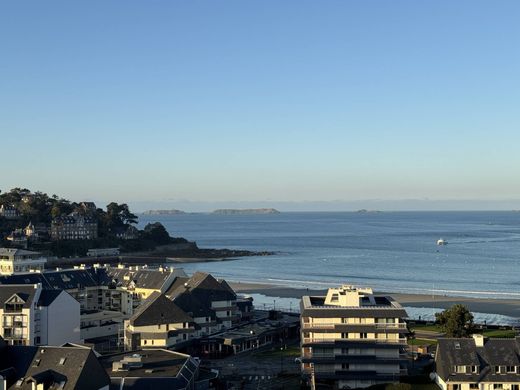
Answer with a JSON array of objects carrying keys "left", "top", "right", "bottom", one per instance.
[
  {"left": 0, "top": 204, "right": 19, "bottom": 219},
  {"left": 0, "top": 284, "right": 81, "bottom": 346},
  {"left": 124, "top": 292, "right": 197, "bottom": 350},
  {"left": 435, "top": 335, "right": 520, "bottom": 390},
  {"left": 50, "top": 212, "right": 98, "bottom": 240},
  {"left": 0, "top": 248, "right": 47, "bottom": 275},
  {"left": 300, "top": 285, "right": 408, "bottom": 389},
  {"left": 166, "top": 271, "right": 239, "bottom": 329}
]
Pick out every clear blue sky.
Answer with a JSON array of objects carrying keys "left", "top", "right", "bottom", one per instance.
[{"left": 1, "top": 1, "right": 519, "bottom": 210}]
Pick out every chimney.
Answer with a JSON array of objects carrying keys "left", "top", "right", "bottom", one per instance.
[{"left": 472, "top": 334, "right": 486, "bottom": 347}]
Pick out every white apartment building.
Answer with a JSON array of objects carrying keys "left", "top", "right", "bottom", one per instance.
[
  {"left": 0, "top": 248, "right": 47, "bottom": 275},
  {"left": 0, "top": 284, "right": 81, "bottom": 346},
  {"left": 300, "top": 285, "right": 408, "bottom": 389}
]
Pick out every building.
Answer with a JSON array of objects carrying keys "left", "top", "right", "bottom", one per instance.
[
  {"left": 166, "top": 271, "right": 240, "bottom": 329},
  {"left": 5, "top": 230, "right": 28, "bottom": 249},
  {"left": 101, "top": 349, "right": 203, "bottom": 390},
  {"left": 0, "top": 204, "right": 19, "bottom": 219},
  {"left": 87, "top": 248, "right": 120, "bottom": 257},
  {"left": 434, "top": 335, "right": 520, "bottom": 390},
  {"left": 51, "top": 212, "right": 98, "bottom": 240},
  {"left": 197, "top": 311, "right": 300, "bottom": 358},
  {"left": 124, "top": 292, "right": 197, "bottom": 350},
  {"left": 300, "top": 285, "right": 408, "bottom": 389},
  {"left": 0, "top": 340, "right": 111, "bottom": 390},
  {"left": 0, "top": 284, "right": 81, "bottom": 346},
  {"left": 0, "top": 248, "right": 47, "bottom": 275}
]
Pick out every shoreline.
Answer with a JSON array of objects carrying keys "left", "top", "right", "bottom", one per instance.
[{"left": 229, "top": 281, "right": 520, "bottom": 319}]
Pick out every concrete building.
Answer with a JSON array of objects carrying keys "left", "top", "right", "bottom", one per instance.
[
  {"left": 0, "top": 339, "right": 111, "bottom": 390},
  {"left": 51, "top": 212, "right": 98, "bottom": 240},
  {"left": 0, "top": 284, "right": 81, "bottom": 346},
  {"left": 300, "top": 285, "right": 408, "bottom": 389},
  {"left": 434, "top": 335, "right": 520, "bottom": 390},
  {"left": 101, "top": 349, "right": 203, "bottom": 390},
  {"left": 0, "top": 248, "right": 47, "bottom": 275}
]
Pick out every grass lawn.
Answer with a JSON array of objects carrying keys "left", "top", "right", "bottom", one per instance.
[
  {"left": 253, "top": 345, "right": 301, "bottom": 358},
  {"left": 408, "top": 338, "right": 438, "bottom": 346},
  {"left": 481, "top": 329, "right": 518, "bottom": 338},
  {"left": 410, "top": 324, "right": 443, "bottom": 333}
]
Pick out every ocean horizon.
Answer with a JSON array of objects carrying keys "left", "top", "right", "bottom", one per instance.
[{"left": 138, "top": 211, "right": 520, "bottom": 300}]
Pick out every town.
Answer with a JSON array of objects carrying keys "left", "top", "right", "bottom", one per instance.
[{"left": 2, "top": 190, "right": 520, "bottom": 389}]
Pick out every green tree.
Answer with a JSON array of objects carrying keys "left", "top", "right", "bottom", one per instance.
[
  {"left": 435, "top": 304, "right": 475, "bottom": 337},
  {"left": 143, "top": 222, "right": 171, "bottom": 245},
  {"left": 103, "top": 203, "right": 138, "bottom": 236}
]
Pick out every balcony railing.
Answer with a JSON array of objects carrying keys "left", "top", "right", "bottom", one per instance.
[
  {"left": 302, "top": 322, "right": 407, "bottom": 329},
  {"left": 303, "top": 338, "right": 407, "bottom": 345}
]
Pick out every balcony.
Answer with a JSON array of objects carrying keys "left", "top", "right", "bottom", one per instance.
[
  {"left": 303, "top": 338, "right": 407, "bottom": 345},
  {"left": 302, "top": 322, "right": 407, "bottom": 330}
]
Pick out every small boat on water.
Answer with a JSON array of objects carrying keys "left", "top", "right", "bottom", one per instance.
[{"left": 437, "top": 238, "right": 448, "bottom": 246}]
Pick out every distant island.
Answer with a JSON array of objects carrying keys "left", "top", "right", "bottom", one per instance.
[
  {"left": 141, "top": 209, "right": 186, "bottom": 215},
  {"left": 356, "top": 209, "right": 382, "bottom": 213},
  {"left": 212, "top": 208, "right": 280, "bottom": 215}
]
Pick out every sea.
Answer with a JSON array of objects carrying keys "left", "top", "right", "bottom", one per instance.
[{"left": 138, "top": 211, "right": 520, "bottom": 324}]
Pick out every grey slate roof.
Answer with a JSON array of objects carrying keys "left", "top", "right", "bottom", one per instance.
[
  {"left": 101, "top": 349, "right": 197, "bottom": 390},
  {"left": 129, "top": 292, "right": 193, "bottom": 327},
  {"left": 0, "top": 345, "right": 110, "bottom": 390},
  {"left": 0, "top": 268, "right": 112, "bottom": 290},
  {"left": 436, "top": 337, "right": 520, "bottom": 383},
  {"left": 107, "top": 267, "right": 172, "bottom": 291},
  {"left": 167, "top": 272, "right": 236, "bottom": 302},
  {"left": 0, "top": 285, "right": 38, "bottom": 308},
  {"left": 37, "top": 290, "right": 63, "bottom": 307}
]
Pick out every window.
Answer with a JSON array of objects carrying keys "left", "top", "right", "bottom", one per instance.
[
  {"left": 453, "top": 385, "right": 461, "bottom": 390},
  {"left": 493, "top": 385, "right": 503, "bottom": 390},
  {"left": 341, "top": 363, "right": 349, "bottom": 370},
  {"left": 455, "top": 366, "right": 466, "bottom": 374},
  {"left": 341, "top": 333, "right": 349, "bottom": 339},
  {"left": 511, "top": 385, "right": 519, "bottom": 390},
  {"left": 360, "top": 333, "right": 368, "bottom": 339},
  {"left": 472, "top": 366, "right": 479, "bottom": 374},
  {"left": 507, "top": 366, "right": 516, "bottom": 373},
  {"left": 494, "top": 366, "right": 506, "bottom": 375},
  {"left": 469, "top": 384, "right": 479, "bottom": 390},
  {"left": 331, "top": 294, "right": 339, "bottom": 302},
  {"left": 59, "top": 357, "right": 66, "bottom": 365}
]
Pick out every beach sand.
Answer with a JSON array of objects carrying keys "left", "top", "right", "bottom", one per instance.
[{"left": 229, "top": 281, "right": 520, "bottom": 319}]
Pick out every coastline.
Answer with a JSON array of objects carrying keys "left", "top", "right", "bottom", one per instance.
[{"left": 229, "top": 281, "right": 520, "bottom": 319}]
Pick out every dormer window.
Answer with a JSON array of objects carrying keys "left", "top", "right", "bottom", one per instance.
[
  {"left": 494, "top": 366, "right": 506, "bottom": 375},
  {"left": 507, "top": 366, "right": 516, "bottom": 374}
]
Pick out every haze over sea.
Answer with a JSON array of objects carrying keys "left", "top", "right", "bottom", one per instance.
[{"left": 138, "top": 211, "right": 520, "bottom": 300}]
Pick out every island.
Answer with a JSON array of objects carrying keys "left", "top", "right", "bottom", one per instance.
[
  {"left": 212, "top": 208, "right": 280, "bottom": 215},
  {"left": 141, "top": 209, "right": 186, "bottom": 215}
]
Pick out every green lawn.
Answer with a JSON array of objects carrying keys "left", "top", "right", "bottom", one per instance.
[
  {"left": 481, "top": 329, "right": 518, "bottom": 338},
  {"left": 409, "top": 324, "right": 443, "bottom": 333},
  {"left": 408, "top": 338, "right": 438, "bottom": 346},
  {"left": 253, "top": 345, "right": 301, "bottom": 358}
]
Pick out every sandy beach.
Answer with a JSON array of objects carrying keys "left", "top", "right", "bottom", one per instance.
[{"left": 229, "top": 281, "right": 520, "bottom": 319}]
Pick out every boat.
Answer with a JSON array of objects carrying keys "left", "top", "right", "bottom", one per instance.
[{"left": 437, "top": 238, "right": 448, "bottom": 246}]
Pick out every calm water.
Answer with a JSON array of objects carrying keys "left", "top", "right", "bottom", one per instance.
[{"left": 138, "top": 212, "right": 520, "bottom": 299}]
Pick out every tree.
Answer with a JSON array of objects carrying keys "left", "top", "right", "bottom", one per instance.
[
  {"left": 105, "top": 203, "right": 138, "bottom": 228},
  {"left": 435, "top": 304, "right": 475, "bottom": 337},
  {"left": 143, "top": 222, "right": 171, "bottom": 245}
]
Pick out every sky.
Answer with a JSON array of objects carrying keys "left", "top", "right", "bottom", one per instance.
[{"left": 1, "top": 1, "right": 519, "bottom": 211}]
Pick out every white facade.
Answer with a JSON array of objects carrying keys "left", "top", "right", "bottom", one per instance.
[
  {"left": 0, "top": 248, "right": 47, "bottom": 275},
  {"left": 38, "top": 290, "right": 81, "bottom": 345}
]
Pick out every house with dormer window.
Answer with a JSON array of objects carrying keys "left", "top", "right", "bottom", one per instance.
[{"left": 435, "top": 334, "right": 520, "bottom": 390}]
